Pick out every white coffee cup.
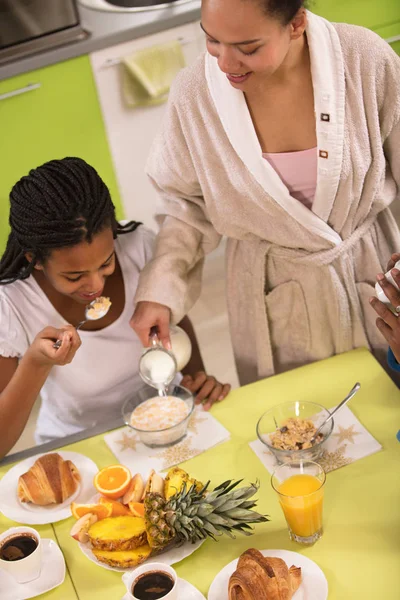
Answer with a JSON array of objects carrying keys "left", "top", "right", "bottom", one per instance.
[
  {"left": 122, "top": 562, "right": 179, "bottom": 600},
  {"left": 0, "top": 526, "right": 42, "bottom": 584},
  {"left": 375, "top": 259, "right": 400, "bottom": 306}
]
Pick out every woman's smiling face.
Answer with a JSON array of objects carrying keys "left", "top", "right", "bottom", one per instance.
[{"left": 201, "top": 0, "right": 306, "bottom": 89}]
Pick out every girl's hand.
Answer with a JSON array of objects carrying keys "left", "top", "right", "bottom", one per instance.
[
  {"left": 130, "top": 301, "right": 172, "bottom": 349},
  {"left": 181, "top": 371, "right": 231, "bottom": 411},
  {"left": 370, "top": 269, "right": 400, "bottom": 363},
  {"left": 26, "top": 325, "right": 81, "bottom": 368}
]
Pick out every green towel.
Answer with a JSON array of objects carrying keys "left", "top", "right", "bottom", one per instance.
[{"left": 121, "top": 40, "right": 185, "bottom": 108}]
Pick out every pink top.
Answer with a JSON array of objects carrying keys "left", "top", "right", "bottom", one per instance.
[{"left": 263, "top": 147, "right": 318, "bottom": 210}]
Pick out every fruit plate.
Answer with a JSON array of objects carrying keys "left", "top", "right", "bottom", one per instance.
[
  {"left": 207, "top": 549, "right": 328, "bottom": 600},
  {"left": 79, "top": 538, "right": 205, "bottom": 573},
  {"left": 0, "top": 452, "right": 98, "bottom": 525}
]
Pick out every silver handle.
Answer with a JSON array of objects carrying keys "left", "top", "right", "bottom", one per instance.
[
  {"left": 311, "top": 382, "right": 361, "bottom": 442},
  {"left": 0, "top": 82, "right": 41, "bottom": 102},
  {"left": 385, "top": 34, "right": 400, "bottom": 44},
  {"left": 101, "top": 37, "right": 192, "bottom": 69}
]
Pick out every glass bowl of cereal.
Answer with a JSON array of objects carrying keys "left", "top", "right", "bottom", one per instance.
[
  {"left": 122, "top": 384, "right": 194, "bottom": 448},
  {"left": 256, "top": 401, "right": 333, "bottom": 463}
]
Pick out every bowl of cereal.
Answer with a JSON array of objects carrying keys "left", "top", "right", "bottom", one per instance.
[
  {"left": 122, "top": 384, "right": 194, "bottom": 448},
  {"left": 256, "top": 401, "right": 333, "bottom": 463}
]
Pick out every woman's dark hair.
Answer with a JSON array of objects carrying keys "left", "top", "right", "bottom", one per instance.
[
  {"left": 0, "top": 157, "right": 141, "bottom": 284},
  {"left": 259, "top": 0, "right": 307, "bottom": 24}
]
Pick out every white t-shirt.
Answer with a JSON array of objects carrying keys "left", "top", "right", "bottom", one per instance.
[{"left": 0, "top": 226, "right": 155, "bottom": 444}]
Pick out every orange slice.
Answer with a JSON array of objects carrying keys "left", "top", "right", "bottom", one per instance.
[
  {"left": 94, "top": 465, "right": 132, "bottom": 500},
  {"left": 71, "top": 502, "right": 112, "bottom": 521},
  {"left": 99, "top": 496, "right": 131, "bottom": 517},
  {"left": 128, "top": 501, "right": 145, "bottom": 518}
]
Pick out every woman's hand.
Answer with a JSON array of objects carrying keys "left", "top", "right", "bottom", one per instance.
[
  {"left": 386, "top": 252, "right": 400, "bottom": 271},
  {"left": 370, "top": 269, "right": 400, "bottom": 363},
  {"left": 25, "top": 325, "right": 81, "bottom": 368},
  {"left": 130, "top": 301, "right": 172, "bottom": 348},
  {"left": 180, "top": 371, "right": 231, "bottom": 411}
]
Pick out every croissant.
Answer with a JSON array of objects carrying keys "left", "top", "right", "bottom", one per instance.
[
  {"left": 17, "top": 453, "right": 81, "bottom": 506},
  {"left": 228, "top": 548, "right": 301, "bottom": 600}
]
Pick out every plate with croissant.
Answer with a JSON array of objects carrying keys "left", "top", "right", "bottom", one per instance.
[
  {"left": 208, "top": 548, "right": 328, "bottom": 600},
  {"left": 0, "top": 452, "right": 98, "bottom": 525}
]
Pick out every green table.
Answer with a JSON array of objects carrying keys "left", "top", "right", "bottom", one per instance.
[{"left": 1, "top": 348, "right": 400, "bottom": 599}]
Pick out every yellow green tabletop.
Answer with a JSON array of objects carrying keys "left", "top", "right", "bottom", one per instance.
[{"left": 1, "top": 347, "right": 400, "bottom": 599}]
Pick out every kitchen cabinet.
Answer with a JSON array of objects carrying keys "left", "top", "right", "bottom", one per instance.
[
  {"left": 0, "top": 55, "right": 123, "bottom": 254},
  {"left": 90, "top": 21, "right": 205, "bottom": 230}
]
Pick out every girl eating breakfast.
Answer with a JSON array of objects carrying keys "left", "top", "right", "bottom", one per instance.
[
  {"left": 130, "top": 0, "right": 400, "bottom": 385},
  {"left": 0, "top": 157, "right": 230, "bottom": 458}
]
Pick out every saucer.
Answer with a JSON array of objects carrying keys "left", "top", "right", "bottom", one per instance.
[
  {"left": 208, "top": 549, "right": 328, "bottom": 600},
  {"left": 122, "top": 577, "right": 206, "bottom": 599},
  {"left": 0, "top": 539, "right": 65, "bottom": 600},
  {"left": 0, "top": 451, "right": 98, "bottom": 524}
]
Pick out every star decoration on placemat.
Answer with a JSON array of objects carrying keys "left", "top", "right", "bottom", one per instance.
[
  {"left": 156, "top": 438, "right": 200, "bottom": 470},
  {"left": 116, "top": 430, "right": 140, "bottom": 452},
  {"left": 318, "top": 445, "right": 353, "bottom": 472},
  {"left": 187, "top": 411, "right": 208, "bottom": 435},
  {"left": 333, "top": 425, "right": 362, "bottom": 445}
]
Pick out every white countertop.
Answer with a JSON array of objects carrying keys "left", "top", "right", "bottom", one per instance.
[{"left": 0, "top": 0, "right": 201, "bottom": 81}]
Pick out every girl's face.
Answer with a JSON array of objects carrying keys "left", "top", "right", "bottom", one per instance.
[
  {"left": 31, "top": 227, "right": 116, "bottom": 304},
  {"left": 201, "top": 0, "right": 306, "bottom": 90}
]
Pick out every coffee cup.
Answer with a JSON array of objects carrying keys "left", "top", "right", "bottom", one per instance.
[
  {"left": 122, "top": 562, "right": 178, "bottom": 600},
  {"left": 0, "top": 526, "right": 42, "bottom": 584}
]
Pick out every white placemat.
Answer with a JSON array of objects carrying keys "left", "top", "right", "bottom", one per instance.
[
  {"left": 249, "top": 405, "right": 382, "bottom": 473},
  {"left": 104, "top": 408, "right": 230, "bottom": 474}
]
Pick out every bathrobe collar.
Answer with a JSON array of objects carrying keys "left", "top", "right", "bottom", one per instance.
[{"left": 205, "top": 11, "right": 344, "bottom": 246}]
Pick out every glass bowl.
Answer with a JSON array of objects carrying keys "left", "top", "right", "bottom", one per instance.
[
  {"left": 122, "top": 384, "right": 194, "bottom": 448},
  {"left": 256, "top": 401, "right": 334, "bottom": 463}
]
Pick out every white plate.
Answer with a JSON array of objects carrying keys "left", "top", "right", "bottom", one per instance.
[
  {"left": 0, "top": 539, "right": 65, "bottom": 600},
  {"left": 79, "top": 537, "right": 205, "bottom": 573},
  {"left": 208, "top": 549, "right": 328, "bottom": 600},
  {"left": 121, "top": 577, "right": 206, "bottom": 600},
  {"left": 0, "top": 452, "right": 98, "bottom": 524}
]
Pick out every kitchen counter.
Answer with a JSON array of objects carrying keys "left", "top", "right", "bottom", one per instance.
[{"left": 0, "top": 0, "right": 201, "bottom": 81}]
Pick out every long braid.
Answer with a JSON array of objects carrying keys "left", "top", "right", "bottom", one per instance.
[{"left": 0, "top": 157, "right": 141, "bottom": 284}]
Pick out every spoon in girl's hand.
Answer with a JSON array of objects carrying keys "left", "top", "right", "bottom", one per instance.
[{"left": 53, "top": 296, "right": 112, "bottom": 349}]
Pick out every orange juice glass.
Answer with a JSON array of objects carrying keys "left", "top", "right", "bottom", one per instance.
[{"left": 271, "top": 460, "right": 326, "bottom": 544}]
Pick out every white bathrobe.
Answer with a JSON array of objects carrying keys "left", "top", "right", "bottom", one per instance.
[{"left": 135, "top": 12, "right": 400, "bottom": 385}]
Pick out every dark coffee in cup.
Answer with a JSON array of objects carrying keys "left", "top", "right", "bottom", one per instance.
[
  {"left": 132, "top": 570, "right": 174, "bottom": 599},
  {"left": 0, "top": 534, "right": 38, "bottom": 561}
]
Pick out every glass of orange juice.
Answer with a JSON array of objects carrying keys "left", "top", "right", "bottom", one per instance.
[{"left": 271, "top": 460, "right": 326, "bottom": 544}]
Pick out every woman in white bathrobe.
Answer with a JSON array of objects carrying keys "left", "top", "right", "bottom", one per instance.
[{"left": 131, "top": 0, "right": 400, "bottom": 394}]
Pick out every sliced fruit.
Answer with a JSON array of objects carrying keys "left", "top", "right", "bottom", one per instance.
[
  {"left": 164, "top": 467, "right": 189, "bottom": 500},
  {"left": 143, "top": 470, "right": 165, "bottom": 499},
  {"left": 70, "top": 513, "right": 98, "bottom": 543},
  {"left": 94, "top": 465, "right": 132, "bottom": 500},
  {"left": 88, "top": 515, "right": 147, "bottom": 551},
  {"left": 128, "top": 501, "right": 145, "bottom": 518},
  {"left": 99, "top": 497, "right": 131, "bottom": 517},
  {"left": 71, "top": 501, "right": 112, "bottom": 521},
  {"left": 92, "top": 544, "right": 152, "bottom": 568},
  {"left": 122, "top": 473, "right": 144, "bottom": 505}
]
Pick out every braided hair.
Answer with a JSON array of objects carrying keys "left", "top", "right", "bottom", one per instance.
[{"left": 0, "top": 157, "right": 141, "bottom": 285}]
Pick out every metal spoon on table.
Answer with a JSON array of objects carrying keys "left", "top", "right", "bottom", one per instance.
[
  {"left": 53, "top": 296, "right": 112, "bottom": 349},
  {"left": 310, "top": 382, "right": 361, "bottom": 444}
]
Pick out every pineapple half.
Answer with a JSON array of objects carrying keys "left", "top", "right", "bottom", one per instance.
[
  {"left": 88, "top": 516, "right": 147, "bottom": 551},
  {"left": 93, "top": 544, "right": 152, "bottom": 568},
  {"left": 145, "top": 476, "right": 269, "bottom": 551},
  {"left": 164, "top": 467, "right": 203, "bottom": 500}
]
